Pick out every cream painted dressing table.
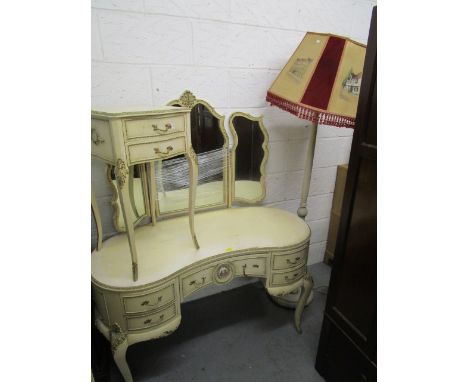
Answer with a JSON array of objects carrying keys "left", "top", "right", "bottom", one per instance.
[{"left": 91, "top": 91, "right": 314, "bottom": 382}]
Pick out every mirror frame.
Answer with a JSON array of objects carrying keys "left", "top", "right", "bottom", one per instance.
[
  {"left": 228, "top": 112, "right": 269, "bottom": 204},
  {"left": 107, "top": 164, "right": 150, "bottom": 232},
  {"left": 152, "top": 90, "right": 229, "bottom": 218}
]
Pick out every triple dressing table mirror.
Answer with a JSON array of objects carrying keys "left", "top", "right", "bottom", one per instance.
[{"left": 91, "top": 91, "right": 314, "bottom": 382}]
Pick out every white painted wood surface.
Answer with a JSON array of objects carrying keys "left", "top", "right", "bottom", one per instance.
[{"left": 92, "top": 206, "right": 310, "bottom": 288}]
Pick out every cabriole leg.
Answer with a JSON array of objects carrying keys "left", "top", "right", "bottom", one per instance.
[
  {"left": 110, "top": 324, "right": 133, "bottom": 382},
  {"left": 294, "top": 273, "right": 314, "bottom": 334},
  {"left": 186, "top": 147, "right": 200, "bottom": 249}
]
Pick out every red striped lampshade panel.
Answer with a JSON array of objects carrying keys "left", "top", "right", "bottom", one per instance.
[{"left": 266, "top": 33, "right": 367, "bottom": 128}]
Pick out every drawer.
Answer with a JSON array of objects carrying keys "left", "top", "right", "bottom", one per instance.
[
  {"left": 273, "top": 247, "right": 307, "bottom": 270},
  {"left": 126, "top": 304, "right": 176, "bottom": 331},
  {"left": 122, "top": 283, "right": 175, "bottom": 314},
  {"left": 233, "top": 257, "right": 267, "bottom": 277},
  {"left": 181, "top": 267, "right": 214, "bottom": 298},
  {"left": 127, "top": 137, "right": 186, "bottom": 164},
  {"left": 91, "top": 119, "right": 114, "bottom": 162},
  {"left": 124, "top": 114, "right": 186, "bottom": 139},
  {"left": 271, "top": 266, "right": 306, "bottom": 286}
]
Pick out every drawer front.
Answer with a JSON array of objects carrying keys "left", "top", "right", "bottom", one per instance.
[
  {"left": 273, "top": 247, "right": 308, "bottom": 270},
  {"left": 181, "top": 267, "right": 214, "bottom": 299},
  {"left": 271, "top": 266, "right": 306, "bottom": 286},
  {"left": 124, "top": 115, "right": 186, "bottom": 140},
  {"left": 233, "top": 257, "right": 267, "bottom": 277},
  {"left": 122, "top": 283, "right": 175, "bottom": 314},
  {"left": 127, "top": 137, "right": 186, "bottom": 164},
  {"left": 126, "top": 304, "right": 176, "bottom": 331},
  {"left": 91, "top": 119, "right": 114, "bottom": 162}
]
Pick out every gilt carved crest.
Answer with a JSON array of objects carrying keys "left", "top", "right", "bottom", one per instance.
[{"left": 179, "top": 90, "right": 196, "bottom": 108}]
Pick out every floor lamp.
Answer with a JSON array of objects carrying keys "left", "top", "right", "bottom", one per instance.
[{"left": 266, "top": 32, "right": 367, "bottom": 306}]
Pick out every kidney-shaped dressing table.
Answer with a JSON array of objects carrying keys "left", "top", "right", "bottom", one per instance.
[{"left": 91, "top": 91, "right": 314, "bottom": 382}]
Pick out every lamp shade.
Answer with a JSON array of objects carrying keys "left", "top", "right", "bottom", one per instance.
[{"left": 266, "top": 32, "right": 366, "bottom": 128}]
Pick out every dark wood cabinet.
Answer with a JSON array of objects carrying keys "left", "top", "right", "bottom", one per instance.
[{"left": 315, "top": 6, "right": 377, "bottom": 382}]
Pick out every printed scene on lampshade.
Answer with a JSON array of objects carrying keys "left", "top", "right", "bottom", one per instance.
[{"left": 267, "top": 32, "right": 366, "bottom": 128}]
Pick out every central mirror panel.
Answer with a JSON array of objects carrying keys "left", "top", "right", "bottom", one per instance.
[
  {"left": 229, "top": 112, "right": 268, "bottom": 204},
  {"left": 155, "top": 91, "right": 228, "bottom": 216}
]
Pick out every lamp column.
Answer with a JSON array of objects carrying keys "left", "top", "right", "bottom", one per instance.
[
  {"left": 271, "top": 121, "right": 318, "bottom": 312},
  {"left": 297, "top": 121, "right": 318, "bottom": 220}
]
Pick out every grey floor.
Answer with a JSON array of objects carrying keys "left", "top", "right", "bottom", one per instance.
[{"left": 111, "top": 263, "right": 331, "bottom": 382}]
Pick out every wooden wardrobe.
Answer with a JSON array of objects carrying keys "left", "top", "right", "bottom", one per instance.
[{"left": 315, "top": 6, "right": 377, "bottom": 382}]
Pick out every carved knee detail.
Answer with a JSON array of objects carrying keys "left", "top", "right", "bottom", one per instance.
[
  {"left": 294, "top": 272, "right": 315, "bottom": 334},
  {"left": 110, "top": 323, "right": 127, "bottom": 355}
]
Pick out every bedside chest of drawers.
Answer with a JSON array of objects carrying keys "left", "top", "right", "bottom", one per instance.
[{"left": 91, "top": 106, "right": 200, "bottom": 281}]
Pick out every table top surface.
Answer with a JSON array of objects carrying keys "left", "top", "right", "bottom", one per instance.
[
  {"left": 91, "top": 105, "right": 190, "bottom": 118},
  {"left": 91, "top": 207, "right": 311, "bottom": 288}
]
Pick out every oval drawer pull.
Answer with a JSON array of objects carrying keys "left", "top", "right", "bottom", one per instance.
[
  {"left": 140, "top": 295, "right": 163, "bottom": 307},
  {"left": 189, "top": 276, "right": 206, "bottom": 286},
  {"left": 91, "top": 128, "right": 105, "bottom": 145},
  {"left": 154, "top": 145, "right": 173, "bottom": 155},
  {"left": 152, "top": 123, "right": 173, "bottom": 132},
  {"left": 286, "top": 257, "right": 301, "bottom": 265},
  {"left": 143, "top": 314, "right": 164, "bottom": 326}
]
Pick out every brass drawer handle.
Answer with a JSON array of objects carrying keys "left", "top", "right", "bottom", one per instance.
[
  {"left": 91, "top": 128, "right": 105, "bottom": 145},
  {"left": 152, "top": 123, "right": 173, "bottom": 132},
  {"left": 143, "top": 314, "right": 164, "bottom": 325},
  {"left": 189, "top": 276, "right": 206, "bottom": 286},
  {"left": 154, "top": 145, "right": 173, "bottom": 155},
  {"left": 242, "top": 263, "right": 260, "bottom": 276},
  {"left": 286, "top": 257, "right": 301, "bottom": 265},
  {"left": 285, "top": 272, "right": 300, "bottom": 280},
  {"left": 140, "top": 295, "right": 163, "bottom": 307}
]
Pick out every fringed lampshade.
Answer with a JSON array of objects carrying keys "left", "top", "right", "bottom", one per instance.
[
  {"left": 266, "top": 32, "right": 367, "bottom": 225},
  {"left": 267, "top": 32, "right": 367, "bottom": 129}
]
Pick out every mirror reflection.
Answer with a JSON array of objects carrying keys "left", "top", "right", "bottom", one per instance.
[
  {"left": 156, "top": 148, "right": 225, "bottom": 214},
  {"left": 230, "top": 113, "right": 268, "bottom": 203},
  {"left": 108, "top": 164, "right": 149, "bottom": 231}
]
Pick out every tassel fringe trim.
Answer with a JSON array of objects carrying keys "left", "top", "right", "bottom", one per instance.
[{"left": 266, "top": 91, "right": 355, "bottom": 128}]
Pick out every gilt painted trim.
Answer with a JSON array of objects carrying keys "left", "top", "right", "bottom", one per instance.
[
  {"left": 110, "top": 323, "right": 127, "bottom": 354},
  {"left": 178, "top": 90, "right": 197, "bottom": 108},
  {"left": 115, "top": 159, "right": 129, "bottom": 189}
]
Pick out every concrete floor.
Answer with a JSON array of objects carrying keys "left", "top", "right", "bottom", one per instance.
[{"left": 111, "top": 263, "right": 331, "bottom": 382}]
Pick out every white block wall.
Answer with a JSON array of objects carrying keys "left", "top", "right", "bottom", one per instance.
[{"left": 91, "top": 0, "right": 376, "bottom": 267}]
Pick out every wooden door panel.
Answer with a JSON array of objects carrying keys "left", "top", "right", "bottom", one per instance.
[{"left": 316, "top": 6, "right": 377, "bottom": 381}]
